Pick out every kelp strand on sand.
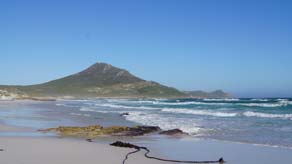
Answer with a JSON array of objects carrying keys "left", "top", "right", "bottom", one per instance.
[{"left": 110, "top": 141, "right": 225, "bottom": 164}]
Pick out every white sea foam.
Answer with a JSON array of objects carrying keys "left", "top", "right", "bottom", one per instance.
[
  {"left": 55, "top": 103, "right": 75, "bottom": 107},
  {"left": 56, "top": 102, "right": 86, "bottom": 108},
  {"left": 107, "top": 99, "right": 168, "bottom": 105},
  {"left": 161, "top": 108, "right": 238, "bottom": 117},
  {"left": 56, "top": 103, "right": 65, "bottom": 106},
  {"left": 151, "top": 101, "right": 228, "bottom": 106},
  {"left": 243, "top": 111, "right": 292, "bottom": 119},
  {"left": 89, "top": 100, "right": 237, "bottom": 118},
  {"left": 94, "top": 103, "right": 238, "bottom": 117},
  {"left": 106, "top": 99, "right": 229, "bottom": 106},
  {"left": 66, "top": 99, "right": 90, "bottom": 102},
  {"left": 251, "top": 99, "right": 269, "bottom": 102},
  {"left": 70, "top": 113, "right": 91, "bottom": 117},
  {"left": 203, "top": 98, "right": 240, "bottom": 101},
  {"left": 107, "top": 99, "right": 292, "bottom": 108},
  {"left": 277, "top": 99, "right": 289, "bottom": 101},
  {"left": 81, "top": 105, "right": 206, "bottom": 134},
  {"left": 0, "top": 95, "right": 14, "bottom": 101},
  {"left": 278, "top": 100, "right": 292, "bottom": 105},
  {"left": 239, "top": 103, "right": 287, "bottom": 107},
  {"left": 79, "top": 107, "right": 96, "bottom": 112},
  {"left": 153, "top": 98, "right": 168, "bottom": 101},
  {"left": 124, "top": 112, "right": 203, "bottom": 134},
  {"left": 95, "top": 103, "right": 161, "bottom": 110}
]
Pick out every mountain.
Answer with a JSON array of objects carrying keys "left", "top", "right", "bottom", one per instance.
[
  {"left": 0, "top": 62, "right": 186, "bottom": 99},
  {"left": 184, "top": 90, "right": 232, "bottom": 98}
]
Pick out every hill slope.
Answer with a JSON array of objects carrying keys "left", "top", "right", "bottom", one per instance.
[
  {"left": 0, "top": 62, "right": 186, "bottom": 99},
  {"left": 184, "top": 90, "right": 232, "bottom": 98}
]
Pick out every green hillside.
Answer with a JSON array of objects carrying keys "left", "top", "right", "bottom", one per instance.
[{"left": 0, "top": 62, "right": 186, "bottom": 99}]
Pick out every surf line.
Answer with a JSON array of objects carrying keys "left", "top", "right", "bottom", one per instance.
[{"left": 110, "top": 141, "right": 225, "bottom": 164}]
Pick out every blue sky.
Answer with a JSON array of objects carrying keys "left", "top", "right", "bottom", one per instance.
[{"left": 1, "top": 0, "right": 292, "bottom": 97}]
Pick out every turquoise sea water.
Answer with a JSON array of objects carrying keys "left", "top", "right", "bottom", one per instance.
[
  {"left": 1, "top": 98, "right": 292, "bottom": 149},
  {"left": 55, "top": 98, "right": 292, "bottom": 148}
]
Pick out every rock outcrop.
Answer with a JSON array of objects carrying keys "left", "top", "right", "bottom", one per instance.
[
  {"left": 39, "top": 125, "right": 189, "bottom": 138},
  {"left": 39, "top": 125, "right": 161, "bottom": 138},
  {"left": 159, "top": 129, "right": 188, "bottom": 136}
]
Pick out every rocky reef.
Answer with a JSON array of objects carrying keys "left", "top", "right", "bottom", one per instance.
[
  {"left": 39, "top": 125, "right": 187, "bottom": 138},
  {"left": 39, "top": 125, "right": 161, "bottom": 138}
]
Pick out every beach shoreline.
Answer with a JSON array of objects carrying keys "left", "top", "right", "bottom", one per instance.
[
  {"left": 1, "top": 100, "right": 292, "bottom": 164},
  {"left": 1, "top": 128, "right": 292, "bottom": 164}
]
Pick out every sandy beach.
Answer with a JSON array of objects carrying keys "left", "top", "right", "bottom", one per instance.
[
  {"left": 2, "top": 131, "right": 292, "bottom": 164},
  {"left": 0, "top": 136, "right": 168, "bottom": 164},
  {"left": 0, "top": 122, "right": 166, "bottom": 164},
  {"left": 1, "top": 100, "right": 292, "bottom": 164}
]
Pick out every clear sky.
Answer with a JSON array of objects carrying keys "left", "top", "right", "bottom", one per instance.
[{"left": 1, "top": 0, "right": 292, "bottom": 98}]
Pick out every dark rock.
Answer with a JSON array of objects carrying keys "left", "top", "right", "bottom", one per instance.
[
  {"left": 159, "top": 129, "right": 188, "bottom": 136},
  {"left": 219, "top": 158, "right": 225, "bottom": 163},
  {"left": 128, "top": 126, "right": 161, "bottom": 136},
  {"left": 115, "top": 126, "right": 161, "bottom": 136},
  {"left": 86, "top": 139, "right": 93, "bottom": 142}
]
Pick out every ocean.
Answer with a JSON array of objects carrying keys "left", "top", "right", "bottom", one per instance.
[
  {"left": 55, "top": 98, "right": 292, "bottom": 148},
  {"left": 1, "top": 98, "right": 292, "bottom": 149}
]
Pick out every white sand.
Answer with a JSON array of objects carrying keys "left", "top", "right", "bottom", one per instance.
[
  {"left": 0, "top": 121, "right": 167, "bottom": 164},
  {"left": 0, "top": 136, "right": 167, "bottom": 164},
  {"left": 0, "top": 124, "right": 32, "bottom": 132}
]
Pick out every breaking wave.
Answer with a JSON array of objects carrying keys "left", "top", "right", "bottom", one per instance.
[
  {"left": 239, "top": 100, "right": 292, "bottom": 107},
  {"left": 79, "top": 107, "right": 96, "bottom": 112},
  {"left": 239, "top": 103, "right": 285, "bottom": 107},
  {"left": 152, "top": 101, "right": 228, "bottom": 106},
  {"left": 161, "top": 108, "right": 238, "bottom": 117},
  {"left": 95, "top": 103, "right": 161, "bottom": 110},
  {"left": 251, "top": 99, "right": 269, "bottom": 102},
  {"left": 124, "top": 112, "right": 203, "bottom": 134},
  {"left": 243, "top": 111, "right": 292, "bottom": 120},
  {"left": 53, "top": 98, "right": 292, "bottom": 148},
  {"left": 70, "top": 113, "right": 91, "bottom": 117},
  {"left": 203, "top": 98, "right": 240, "bottom": 101}
]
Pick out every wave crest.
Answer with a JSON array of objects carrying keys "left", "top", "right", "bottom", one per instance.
[
  {"left": 161, "top": 108, "right": 238, "bottom": 117},
  {"left": 124, "top": 112, "right": 203, "bottom": 134},
  {"left": 243, "top": 111, "right": 292, "bottom": 120}
]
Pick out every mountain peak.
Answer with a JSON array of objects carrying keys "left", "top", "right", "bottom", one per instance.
[
  {"left": 80, "top": 62, "right": 116, "bottom": 75},
  {"left": 45, "top": 62, "right": 144, "bottom": 87},
  {"left": 0, "top": 62, "right": 186, "bottom": 98},
  {"left": 87, "top": 62, "right": 113, "bottom": 71}
]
